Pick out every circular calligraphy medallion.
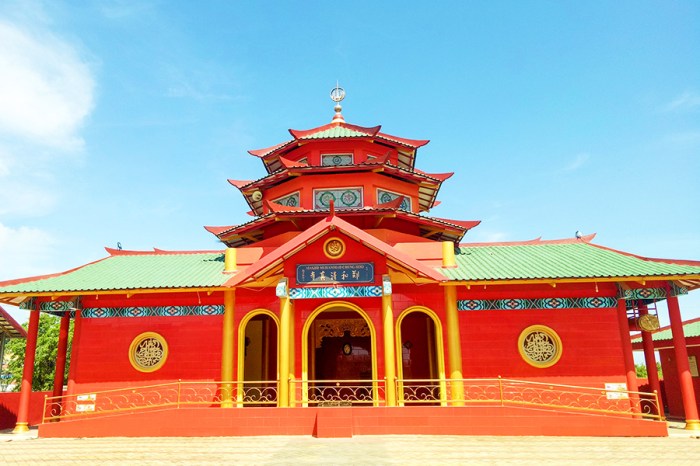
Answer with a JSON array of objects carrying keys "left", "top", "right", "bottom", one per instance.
[
  {"left": 324, "top": 237, "right": 346, "bottom": 259},
  {"left": 129, "top": 332, "right": 169, "bottom": 373},
  {"left": 319, "top": 191, "right": 335, "bottom": 207},
  {"left": 341, "top": 190, "right": 358, "bottom": 206},
  {"left": 517, "top": 325, "right": 562, "bottom": 368}
]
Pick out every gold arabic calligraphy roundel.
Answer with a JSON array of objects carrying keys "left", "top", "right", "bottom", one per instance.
[
  {"left": 129, "top": 332, "right": 169, "bottom": 373},
  {"left": 518, "top": 325, "right": 562, "bottom": 368},
  {"left": 324, "top": 237, "right": 346, "bottom": 259}
]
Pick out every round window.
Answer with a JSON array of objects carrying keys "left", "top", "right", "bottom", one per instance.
[
  {"left": 518, "top": 325, "right": 562, "bottom": 368},
  {"left": 129, "top": 332, "right": 168, "bottom": 373}
]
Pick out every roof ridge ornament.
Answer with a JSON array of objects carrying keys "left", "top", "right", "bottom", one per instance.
[{"left": 330, "top": 82, "right": 345, "bottom": 124}]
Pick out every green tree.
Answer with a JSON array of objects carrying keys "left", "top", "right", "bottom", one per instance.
[
  {"left": 635, "top": 362, "right": 663, "bottom": 379},
  {"left": 5, "top": 314, "right": 74, "bottom": 391},
  {"left": 635, "top": 364, "right": 647, "bottom": 378}
]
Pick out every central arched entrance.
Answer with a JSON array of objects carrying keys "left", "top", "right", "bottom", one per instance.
[{"left": 302, "top": 301, "right": 378, "bottom": 406}]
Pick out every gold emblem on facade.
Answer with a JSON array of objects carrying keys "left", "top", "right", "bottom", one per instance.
[
  {"left": 518, "top": 325, "right": 562, "bottom": 368},
  {"left": 638, "top": 314, "right": 660, "bottom": 332},
  {"left": 323, "top": 237, "right": 346, "bottom": 259},
  {"left": 129, "top": 332, "right": 169, "bottom": 372}
]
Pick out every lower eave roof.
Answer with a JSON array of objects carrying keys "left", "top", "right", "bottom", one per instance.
[
  {"left": 0, "top": 305, "right": 26, "bottom": 338},
  {"left": 442, "top": 238, "right": 700, "bottom": 285},
  {"left": 0, "top": 252, "right": 229, "bottom": 295},
  {"left": 206, "top": 208, "right": 480, "bottom": 247},
  {"left": 0, "top": 236, "right": 699, "bottom": 299}
]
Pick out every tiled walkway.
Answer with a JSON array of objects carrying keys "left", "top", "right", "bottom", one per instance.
[{"left": 1, "top": 426, "right": 699, "bottom": 465}]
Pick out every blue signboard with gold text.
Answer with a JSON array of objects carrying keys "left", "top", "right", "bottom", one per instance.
[{"left": 296, "top": 263, "right": 374, "bottom": 284}]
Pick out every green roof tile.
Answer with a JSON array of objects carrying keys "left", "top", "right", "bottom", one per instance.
[
  {"left": 441, "top": 242, "right": 700, "bottom": 281},
  {"left": 300, "top": 126, "right": 370, "bottom": 139},
  {"left": 0, "top": 253, "right": 227, "bottom": 293},
  {"left": 633, "top": 320, "right": 700, "bottom": 343}
]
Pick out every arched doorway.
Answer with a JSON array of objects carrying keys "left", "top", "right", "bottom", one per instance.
[
  {"left": 238, "top": 310, "right": 279, "bottom": 406},
  {"left": 396, "top": 307, "right": 446, "bottom": 405},
  {"left": 302, "top": 301, "right": 378, "bottom": 406}
]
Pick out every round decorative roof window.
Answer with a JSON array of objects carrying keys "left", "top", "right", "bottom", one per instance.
[
  {"left": 129, "top": 332, "right": 168, "bottom": 373},
  {"left": 518, "top": 325, "right": 562, "bottom": 368}
]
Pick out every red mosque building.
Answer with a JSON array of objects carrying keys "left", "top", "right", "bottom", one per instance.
[{"left": 1, "top": 89, "right": 700, "bottom": 437}]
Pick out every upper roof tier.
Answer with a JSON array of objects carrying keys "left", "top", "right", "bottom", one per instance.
[
  {"left": 228, "top": 157, "right": 453, "bottom": 216},
  {"left": 249, "top": 121, "right": 429, "bottom": 174}
]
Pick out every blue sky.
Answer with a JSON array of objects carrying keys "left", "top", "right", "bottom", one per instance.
[{"left": 0, "top": 1, "right": 699, "bottom": 325}]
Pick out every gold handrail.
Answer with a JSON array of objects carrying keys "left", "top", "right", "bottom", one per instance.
[
  {"left": 42, "top": 380, "right": 280, "bottom": 423},
  {"left": 42, "top": 377, "right": 663, "bottom": 423},
  {"left": 396, "top": 377, "right": 663, "bottom": 420},
  {"left": 290, "top": 378, "right": 386, "bottom": 407}
]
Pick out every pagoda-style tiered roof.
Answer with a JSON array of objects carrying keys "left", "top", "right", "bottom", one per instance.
[
  {"left": 208, "top": 98, "right": 475, "bottom": 248},
  {"left": 249, "top": 122, "right": 429, "bottom": 174}
]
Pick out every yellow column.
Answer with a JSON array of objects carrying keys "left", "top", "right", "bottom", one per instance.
[
  {"left": 224, "top": 247, "right": 237, "bottom": 273},
  {"left": 221, "top": 247, "right": 237, "bottom": 408},
  {"left": 288, "top": 300, "right": 296, "bottom": 407},
  {"left": 382, "top": 281, "right": 397, "bottom": 407},
  {"left": 278, "top": 279, "right": 291, "bottom": 407},
  {"left": 221, "top": 289, "right": 235, "bottom": 407},
  {"left": 442, "top": 241, "right": 456, "bottom": 267},
  {"left": 444, "top": 285, "right": 464, "bottom": 405}
]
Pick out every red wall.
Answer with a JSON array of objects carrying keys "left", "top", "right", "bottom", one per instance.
[
  {"left": 459, "top": 308, "right": 625, "bottom": 384},
  {"left": 0, "top": 391, "right": 49, "bottom": 429},
  {"left": 70, "top": 315, "right": 223, "bottom": 394}
]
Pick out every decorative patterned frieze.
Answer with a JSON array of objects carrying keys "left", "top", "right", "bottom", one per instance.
[
  {"left": 617, "top": 284, "right": 687, "bottom": 300},
  {"left": 289, "top": 286, "right": 382, "bottom": 300},
  {"left": 671, "top": 283, "right": 689, "bottom": 296},
  {"left": 457, "top": 296, "right": 617, "bottom": 311},
  {"left": 19, "top": 298, "right": 36, "bottom": 310},
  {"left": 313, "top": 188, "right": 363, "bottom": 209},
  {"left": 82, "top": 305, "right": 224, "bottom": 318},
  {"left": 273, "top": 192, "right": 300, "bottom": 207},
  {"left": 40, "top": 297, "right": 82, "bottom": 312}
]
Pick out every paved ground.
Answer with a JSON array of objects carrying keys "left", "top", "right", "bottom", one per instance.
[{"left": 1, "top": 424, "right": 699, "bottom": 465}]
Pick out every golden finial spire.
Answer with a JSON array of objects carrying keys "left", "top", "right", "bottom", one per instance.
[{"left": 330, "top": 82, "right": 345, "bottom": 124}]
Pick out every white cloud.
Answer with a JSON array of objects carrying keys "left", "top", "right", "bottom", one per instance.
[
  {"left": 0, "top": 182, "right": 58, "bottom": 216},
  {"left": 0, "top": 13, "right": 96, "bottom": 218},
  {"left": 664, "top": 91, "right": 700, "bottom": 113},
  {"left": 0, "top": 20, "right": 95, "bottom": 150},
  {"left": 0, "top": 222, "right": 56, "bottom": 280},
  {"left": 563, "top": 153, "right": 590, "bottom": 172}
]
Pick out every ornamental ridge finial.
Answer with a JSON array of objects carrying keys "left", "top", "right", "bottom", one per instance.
[{"left": 330, "top": 82, "right": 345, "bottom": 124}]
